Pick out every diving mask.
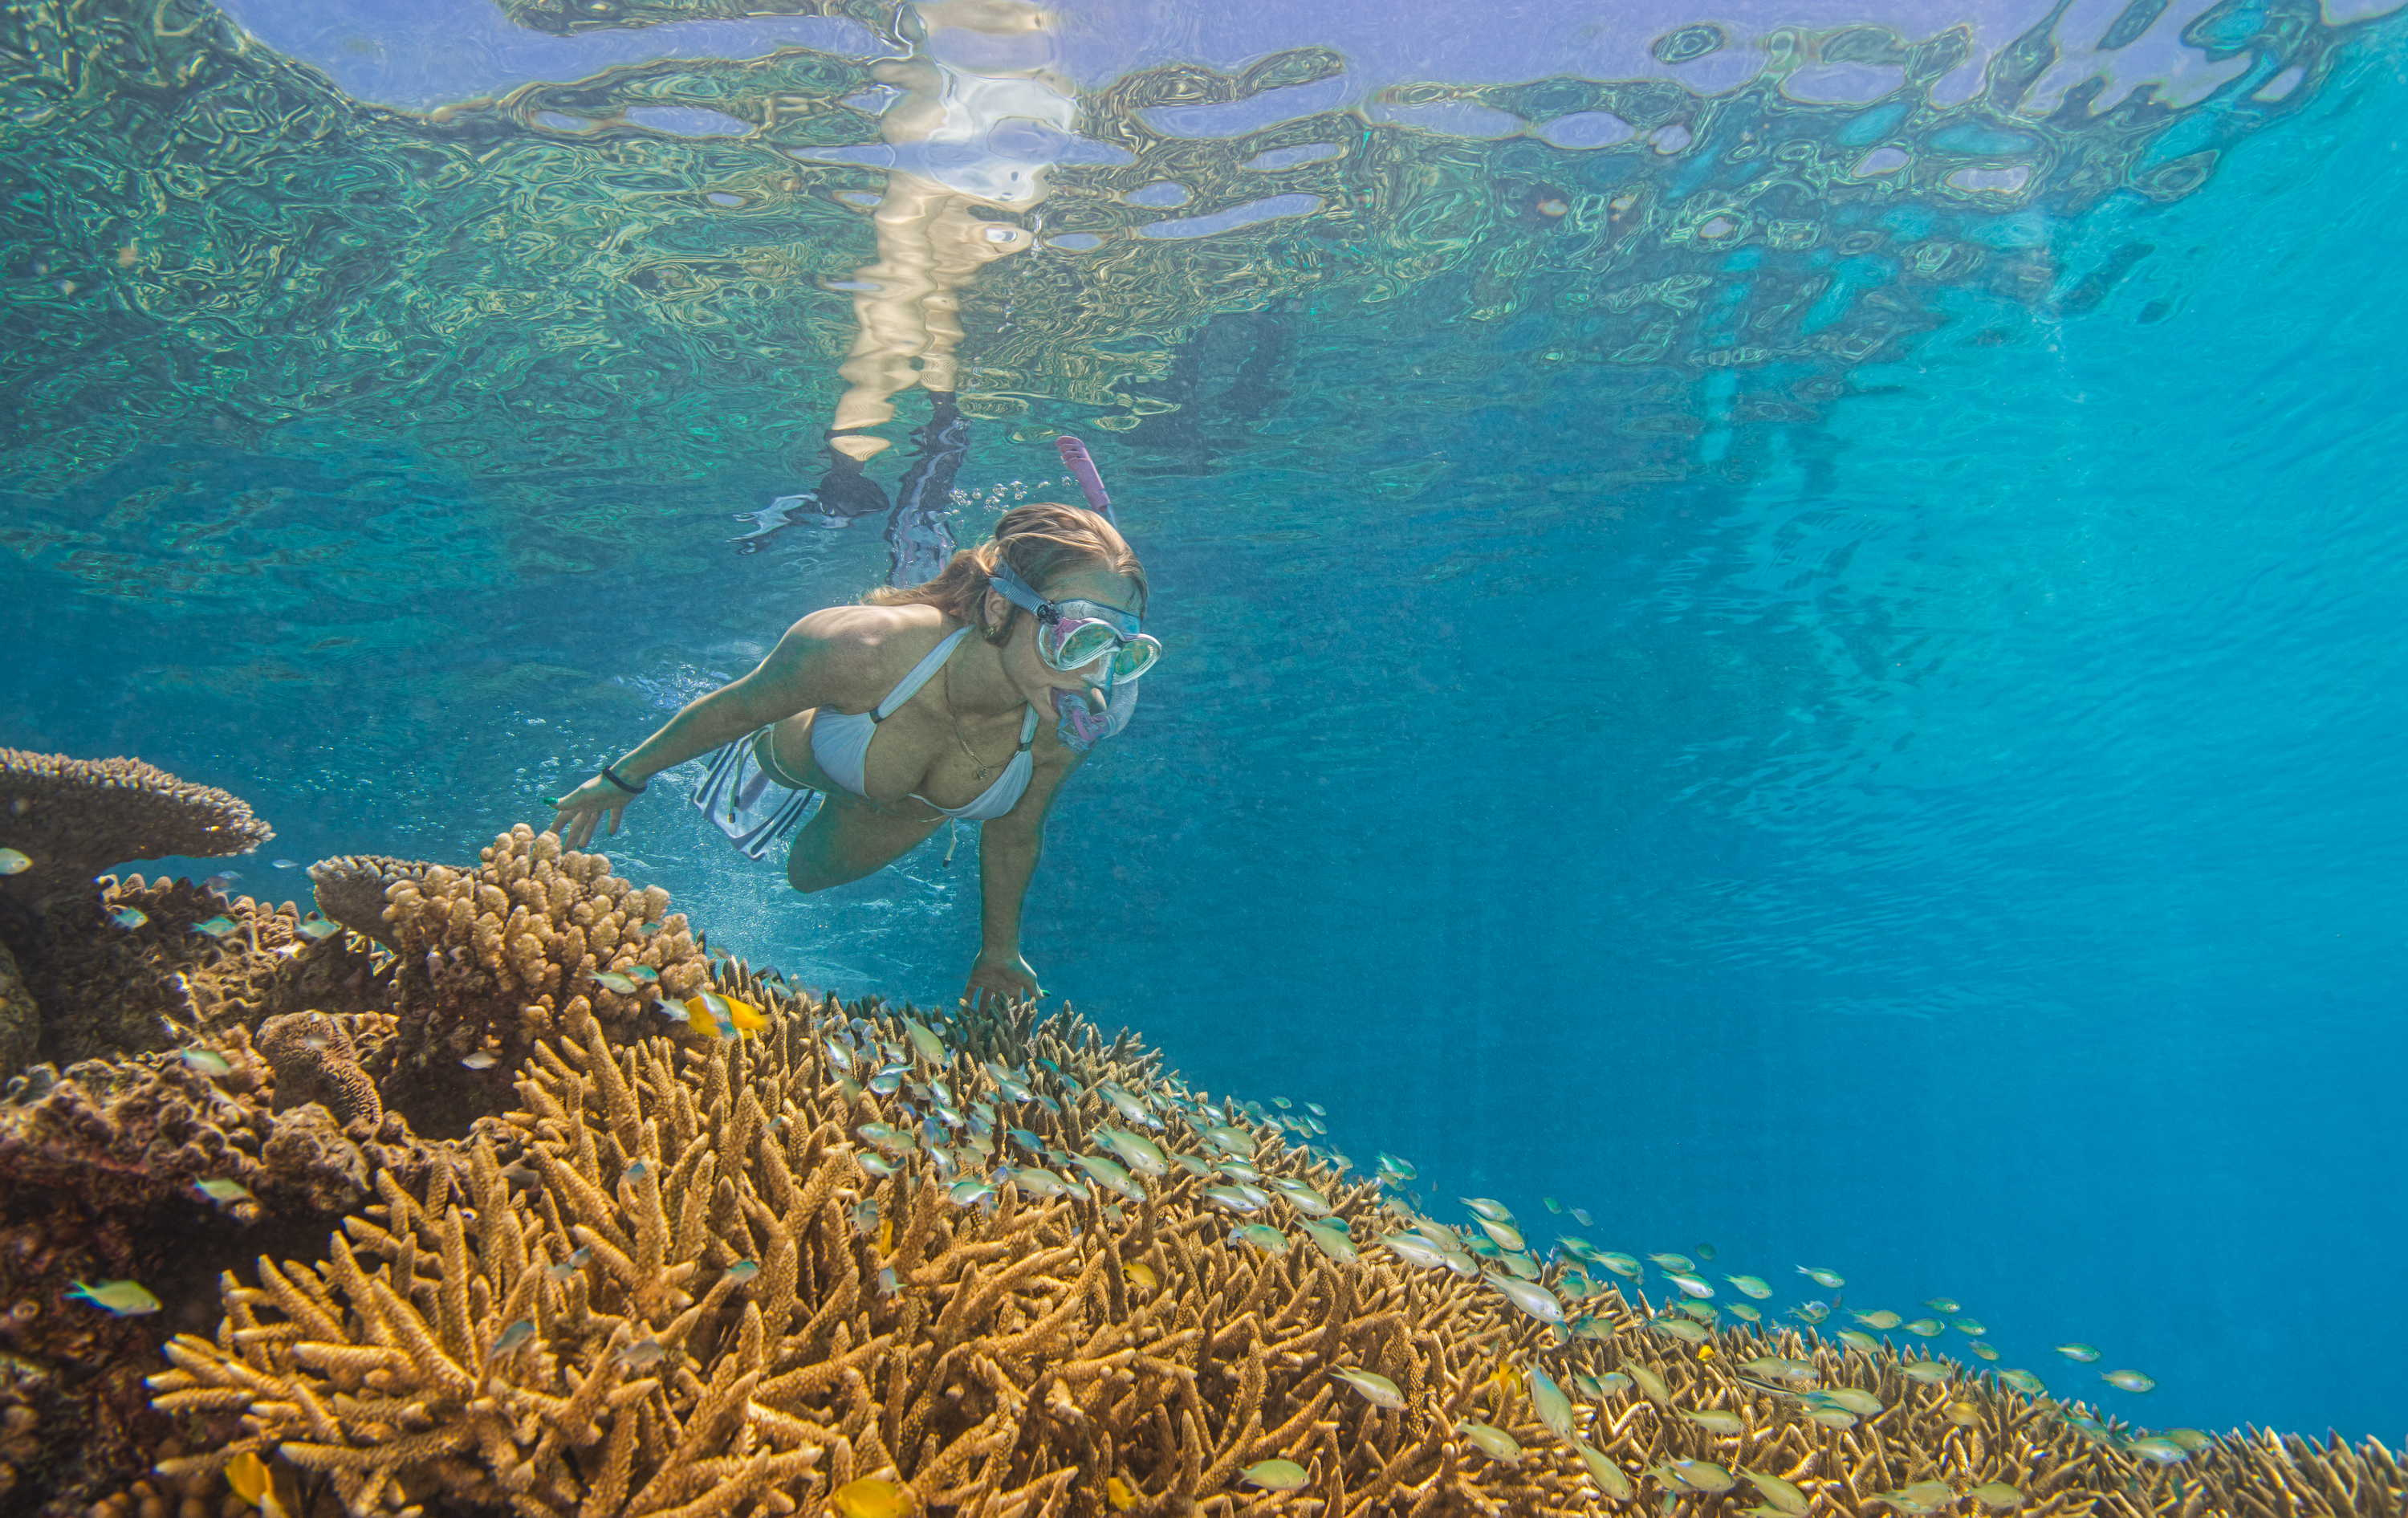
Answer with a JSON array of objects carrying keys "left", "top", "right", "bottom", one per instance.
[{"left": 988, "top": 566, "right": 1161, "bottom": 682}]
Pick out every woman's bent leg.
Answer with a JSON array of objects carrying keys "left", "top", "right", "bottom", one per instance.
[{"left": 787, "top": 792, "right": 942, "bottom": 892}]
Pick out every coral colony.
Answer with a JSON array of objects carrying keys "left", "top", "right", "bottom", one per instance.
[{"left": 0, "top": 749, "right": 2398, "bottom": 1516}]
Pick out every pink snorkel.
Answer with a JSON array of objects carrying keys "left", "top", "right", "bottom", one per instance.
[{"left": 1055, "top": 436, "right": 1116, "bottom": 527}]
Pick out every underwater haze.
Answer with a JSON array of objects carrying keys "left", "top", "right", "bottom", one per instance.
[{"left": 6, "top": 0, "right": 2406, "bottom": 1450}]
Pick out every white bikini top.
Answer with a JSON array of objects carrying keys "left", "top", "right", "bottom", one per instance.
[{"left": 808, "top": 627, "right": 1039, "bottom": 822}]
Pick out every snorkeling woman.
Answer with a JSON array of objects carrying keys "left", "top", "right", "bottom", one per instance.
[{"left": 545, "top": 503, "right": 1157, "bottom": 1011}]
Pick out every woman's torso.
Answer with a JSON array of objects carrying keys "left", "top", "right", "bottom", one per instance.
[{"left": 766, "top": 609, "right": 1058, "bottom": 820}]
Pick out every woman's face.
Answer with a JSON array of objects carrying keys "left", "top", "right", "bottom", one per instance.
[{"left": 986, "top": 566, "right": 1145, "bottom": 712}]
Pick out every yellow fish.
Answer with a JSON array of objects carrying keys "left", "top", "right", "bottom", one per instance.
[
  {"left": 828, "top": 1478, "right": 914, "bottom": 1518},
  {"left": 1105, "top": 1475, "right": 1138, "bottom": 1511},
  {"left": 226, "top": 1451, "right": 285, "bottom": 1518},
  {"left": 1124, "top": 1261, "right": 1157, "bottom": 1290},
  {"left": 681, "top": 992, "right": 768, "bottom": 1040}
]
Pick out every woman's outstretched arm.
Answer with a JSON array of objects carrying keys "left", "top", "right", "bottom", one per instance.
[{"left": 547, "top": 611, "right": 871, "bottom": 848}]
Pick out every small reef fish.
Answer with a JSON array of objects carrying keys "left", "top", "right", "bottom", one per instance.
[
  {"left": 1625, "top": 1363, "right": 1672, "bottom": 1405},
  {"left": 852, "top": 1200, "right": 881, "bottom": 1236},
  {"left": 1105, "top": 1475, "right": 1138, "bottom": 1511},
  {"left": 492, "top": 1319, "right": 536, "bottom": 1356},
  {"left": 613, "top": 1337, "right": 669, "bottom": 1369},
  {"left": 901, "top": 1018, "right": 947, "bottom": 1064},
  {"left": 627, "top": 964, "right": 658, "bottom": 981},
  {"left": 1240, "top": 1460, "right": 1312, "bottom": 1492},
  {"left": 1577, "top": 1444, "right": 1634, "bottom": 1500},
  {"left": 1200, "top": 1125, "right": 1254, "bottom": 1158},
  {"left": 1527, "top": 1365, "right": 1577, "bottom": 1440},
  {"left": 1068, "top": 1154, "right": 1145, "bottom": 1202},
  {"left": 726, "top": 1260, "right": 760, "bottom": 1284},
  {"left": 1489, "top": 1276, "right": 1564, "bottom": 1325},
  {"left": 2056, "top": 1343, "right": 2102, "bottom": 1362},
  {"left": 2103, "top": 1369, "right": 2157, "bottom": 1393},
  {"left": 1999, "top": 1369, "right": 2045, "bottom": 1394},
  {"left": 593, "top": 971, "right": 640, "bottom": 995},
  {"left": 1460, "top": 1197, "right": 1514, "bottom": 1223},
  {"left": 1945, "top": 1401, "right": 1981, "bottom": 1427},
  {"left": 829, "top": 1476, "right": 914, "bottom": 1518},
  {"left": 1743, "top": 1469, "right": 1811, "bottom": 1515},
  {"left": 194, "top": 1178, "right": 254, "bottom": 1203},
  {"left": 1816, "top": 1387, "right": 1884, "bottom": 1415},
  {"left": 1646, "top": 1252, "right": 1694, "bottom": 1272},
  {"left": 544, "top": 1246, "right": 592, "bottom": 1282},
  {"left": 1381, "top": 1234, "right": 1446, "bottom": 1268},
  {"left": 1697, "top": 1243, "right": 1719, "bottom": 1261},
  {"left": 1837, "top": 1329, "right": 1881, "bottom": 1353},
  {"left": 1331, "top": 1366, "right": 1404, "bottom": 1410},
  {"left": 1543, "top": 1196, "right": 1561, "bottom": 1213},
  {"left": 225, "top": 1451, "right": 284, "bottom": 1518},
  {"left": 180, "top": 1048, "right": 234, "bottom": 1076},
  {"left": 1458, "top": 1422, "right": 1522, "bottom": 1462},
  {"left": 109, "top": 906, "right": 148, "bottom": 930},
  {"left": 1123, "top": 1261, "right": 1157, "bottom": 1291},
  {"left": 1725, "top": 1275, "right": 1772, "bottom": 1298},
  {"left": 681, "top": 992, "right": 767, "bottom": 1039},
  {"left": 1686, "top": 1410, "right": 1744, "bottom": 1435},
  {"left": 1969, "top": 1483, "right": 2024, "bottom": 1510},
  {"left": 1092, "top": 1126, "right": 1168, "bottom": 1177},
  {"left": 460, "top": 1052, "right": 499, "bottom": 1070},
  {"left": 1853, "top": 1310, "right": 1902, "bottom": 1330},
  {"left": 205, "top": 873, "right": 237, "bottom": 893},
  {"left": 2127, "top": 1435, "right": 2189, "bottom": 1464},
  {"left": 68, "top": 1279, "right": 161, "bottom": 1316},
  {"left": 1649, "top": 1317, "right": 1708, "bottom": 1344},
  {"left": 1799, "top": 1266, "right": 1846, "bottom": 1288},
  {"left": 1229, "top": 1223, "right": 1289, "bottom": 1256},
  {"left": 1971, "top": 1341, "right": 1999, "bottom": 1361},
  {"left": 1300, "top": 1219, "right": 1357, "bottom": 1264},
  {"left": 1899, "top": 1361, "right": 1954, "bottom": 1386},
  {"left": 1954, "top": 1317, "right": 1987, "bottom": 1335},
  {"left": 1271, "top": 1177, "right": 1334, "bottom": 1216},
  {"left": 1571, "top": 1207, "right": 1594, "bottom": 1226},
  {"left": 1475, "top": 1216, "right": 1525, "bottom": 1252},
  {"left": 1904, "top": 1317, "right": 1945, "bottom": 1337},
  {"left": 192, "top": 916, "right": 240, "bottom": 938},
  {"left": 858, "top": 1154, "right": 897, "bottom": 1178},
  {"left": 1664, "top": 1460, "right": 1736, "bottom": 1494},
  {"left": 0, "top": 849, "right": 31, "bottom": 875},
  {"left": 1202, "top": 1185, "right": 1266, "bottom": 1214},
  {"left": 295, "top": 916, "right": 342, "bottom": 939},
  {"left": 1790, "top": 1300, "right": 1831, "bottom": 1325},
  {"left": 1597, "top": 1252, "right": 1645, "bottom": 1280},
  {"left": 1727, "top": 1303, "right": 1763, "bottom": 1324},
  {"left": 1664, "top": 1272, "right": 1716, "bottom": 1299},
  {"left": 272, "top": 857, "right": 298, "bottom": 869},
  {"left": 948, "top": 1179, "right": 998, "bottom": 1208},
  {"left": 856, "top": 1123, "right": 914, "bottom": 1154},
  {"left": 1926, "top": 1296, "right": 1963, "bottom": 1312}
]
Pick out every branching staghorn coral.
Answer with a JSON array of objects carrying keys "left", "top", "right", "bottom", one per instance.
[
  {"left": 151, "top": 986, "right": 1579, "bottom": 1517},
  {"left": 374, "top": 826, "right": 706, "bottom": 1122},
  {"left": 0, "top": 751, "right": 271, "bottom": 911}
]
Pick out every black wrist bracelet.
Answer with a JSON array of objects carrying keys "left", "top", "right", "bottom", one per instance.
[{"left": 599, "top": 763, "right": 647, "bottom": 796}]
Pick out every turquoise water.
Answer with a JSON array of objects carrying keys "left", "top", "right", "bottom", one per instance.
[{"left": 6, "top": 0, "right": 2405, "bottom": 1445}]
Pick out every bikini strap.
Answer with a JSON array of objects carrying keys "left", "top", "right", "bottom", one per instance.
[
  {"left": 871, "top": 627, "right": 973, "bottom": 722},
  {"left": 1015, "top": 705, "right": 1040, "bottom": 751}
]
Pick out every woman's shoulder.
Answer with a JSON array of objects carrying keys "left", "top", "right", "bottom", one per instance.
[{"left": 788, "top": 601, "right": 960, "bottom": 708}]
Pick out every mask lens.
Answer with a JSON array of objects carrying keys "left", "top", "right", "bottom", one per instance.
[
  {"left": 1108, "top": 635, "right": 1161, "bottom": 682},
  {"left": 1050, "top": 621, "right": 1123, "bottom": 670}
]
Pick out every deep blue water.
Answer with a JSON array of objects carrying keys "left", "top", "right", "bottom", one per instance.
[{"left": 4, "top": 0, "right": 2405, "bottom": 1447}]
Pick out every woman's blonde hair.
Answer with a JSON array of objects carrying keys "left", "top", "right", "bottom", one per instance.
[{"left": 868, "top": 501, "right": 1146, "bottom": 643}]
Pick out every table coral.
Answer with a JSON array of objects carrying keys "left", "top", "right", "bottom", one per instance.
[
  {"left": 373, "top": 825, "right": 709, "bottom": 1125},
  {"left": 0, "top": 751, "right": 270, "bottom": 910}
]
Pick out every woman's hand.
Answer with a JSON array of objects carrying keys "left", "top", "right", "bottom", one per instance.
[
  {"left": 547, "top": 772, "right": 641, "bottom": 849},
  {"left": 962, "top": 947, "right": 1041, "bottom": 1013}
]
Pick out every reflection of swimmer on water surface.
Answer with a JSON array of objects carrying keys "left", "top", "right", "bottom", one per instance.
[{"left": 805, "top": 0, "right": 1070, "bottom": 524}]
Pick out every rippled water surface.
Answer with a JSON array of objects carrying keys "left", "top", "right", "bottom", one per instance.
[{"left": 5, "top": 0, "right": 2405, "bottom": 1439}]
